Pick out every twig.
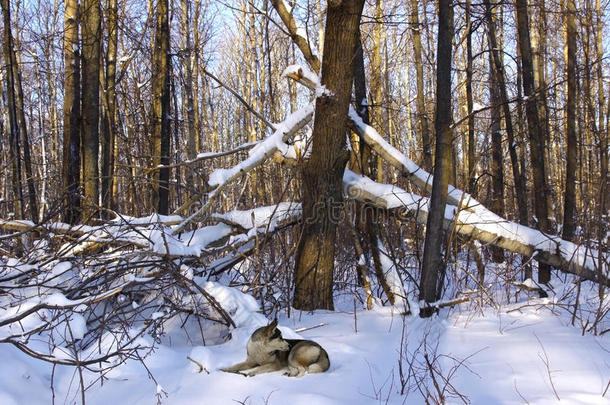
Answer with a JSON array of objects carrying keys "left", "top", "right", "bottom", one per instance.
[
  {"left": 294, "top": 323, "right": 327, "bottom": 333},
  {"left": 534, "top": 333, "right": 560, "bottom": 401},
  {"left": 187, "top": 356, "right": 210, "bottom": 374}
]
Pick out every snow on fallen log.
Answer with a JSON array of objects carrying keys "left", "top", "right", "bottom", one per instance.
[
  {"left": 348, "top": 107, "right": 480, "bottom": 212},
  {"left": 172, "top": 104, "right": 314, "bottom": 234},
  {"left": 343, "top": 170, "right": 609, "bottom": 286},
  {"left": 210, "top": 202, "right": 301, "bottom": 232}
]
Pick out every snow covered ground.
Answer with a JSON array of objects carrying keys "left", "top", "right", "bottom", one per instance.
[{"left": 1, "top": 288, "right": 608, "bottom": 405}]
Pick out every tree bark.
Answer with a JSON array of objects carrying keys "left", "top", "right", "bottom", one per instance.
[
  {"left": 1, "top": 0, "right": 24, "bottom": 220},
  {"left": 419, "top": 0, "right": 453, "bottom": 317},
  {"left": 515, "top": 0, "right": 552, "bottom": 283},
  {"left": 182, "top": 0, "right": 198, "bottom": 201},
  {"left": 62, "top": 0, "right": 81, "bottom": 224},
  {"left": 465, "top": 0, "right": 476, "bottom": 195},
  {"left": 562, "top": 0, "right": 577, "bottom": 241},
  {"left": 152, "top": 0, "right": 171, "bottom": 215},
  {"left": 489, "top": 51, "right": 505, "bottom": 263},
  {"left": 293, "top": 0, "right": 365, "bottom": 311},
  {"left": 102, "top": 0, "right": 118, "bottom": 215},
  {"left": 81, "top": 0, "right": 101, "bottom": 220}
]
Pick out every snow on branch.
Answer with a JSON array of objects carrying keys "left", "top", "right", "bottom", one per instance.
[
  {"left": 211, "top": 202, "right": 301, "bottom": 232},
  {"left": 172, "top": 104, "right": 313, "bottom": 234}
]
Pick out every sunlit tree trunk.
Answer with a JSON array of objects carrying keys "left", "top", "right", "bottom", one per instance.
[
  {"left": 62, "top": 0, "right": 81, "bottom": 224},
  {"left": 562, "top": 0, "right": 577, "bottom": 241},
  {"left": 409, "top": 0, "right": 432, "bottom": 172}
]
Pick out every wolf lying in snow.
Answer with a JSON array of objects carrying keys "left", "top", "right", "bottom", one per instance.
[{"left": 220, "top": 319, "right": 330, "bottom": 377}]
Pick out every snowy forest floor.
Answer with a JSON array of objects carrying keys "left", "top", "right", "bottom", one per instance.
[{"left": 1, "top": 281, "right": 608, "bottom": 405}]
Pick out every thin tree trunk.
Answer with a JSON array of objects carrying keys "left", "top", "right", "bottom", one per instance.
[
  {"left": 489, "top": 51, "right": 505, "bottom": 263},
  {"left": 419, "top": 0, "right": 453, "bottom": 317},
  {"left": 9, "top": 14, "right": 38, "bottom": 223},
  {"left": 102, "top": 0, "right": 118, "bottom": 215},
  {"left": 485, "top": 0, "right": 528, "bottom": 227},
  {"left": 352, "top": 29, "right": 398, "bottom": 307},
  {"left": 465, "top": 0, "right": 476, "bottom": 195},
  {"left": 515, "top": 0, "right": 552, "bottom": 283},
  {"left": 1, "top": 0, "right": 24, "bottom": 220},
  {"left": 409, "top": 0, "right": 432, "bottom": 172},
  {"left": 562, "top": 0, "right": 577, "bottom": 241},
  {"left": 293, "top": 0, "right": 365, "bottom": 311},
  {"left": 152, "top": 0, "right": 171, "bottom": 214},
  {"left": 182, "top": 0, "right": 198, "bottom": 200},
  {"left": 62, "top": 0, "right": 81, "bottom": 224}
]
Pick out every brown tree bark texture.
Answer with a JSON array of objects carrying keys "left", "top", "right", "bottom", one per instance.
[
  {"left": 293, "top": 0, "right": 365, "bottom": 311},
  {"left": 419, "top": 0, "right": 453, "bottom": 316}
]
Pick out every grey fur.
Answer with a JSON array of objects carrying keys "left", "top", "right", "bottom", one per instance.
[{"left": 220, "top": 319, "right": 330, "bottom": 377}]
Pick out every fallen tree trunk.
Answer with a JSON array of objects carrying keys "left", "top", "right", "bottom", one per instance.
[{"left": 343, "top": 170, "right": 609, "bottom": 286}]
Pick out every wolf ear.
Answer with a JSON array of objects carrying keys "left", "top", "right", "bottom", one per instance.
[{"left": 262, "top": 318, "right": 278, "bottom": 335}]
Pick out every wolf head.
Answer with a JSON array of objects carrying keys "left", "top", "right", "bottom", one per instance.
[{"left": 251, "top": 319, "right": 290, "bottom": 352}]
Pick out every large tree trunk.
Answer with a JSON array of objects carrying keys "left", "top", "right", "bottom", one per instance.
[
  {"left": 81, "top": 0, "right": 101, "bottom": 221},
  {"left": 293, "top": 0, "right": 365, "bottom": 311},
  {"left": 62, "top": 0, "right": 81, "bottom": 224},
  {"left": 515, "top": 0, "right": 552, "bottom": 283},
  {"left": 152, "top": 0, "right": 171, "bottom": 215},
  {"left": 419, "top": 0, "right": 453, "bottom": 317}
]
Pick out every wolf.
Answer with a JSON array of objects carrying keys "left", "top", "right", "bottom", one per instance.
[{"left": 220, "top": 319, "right": 330, "bottom": 377}]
